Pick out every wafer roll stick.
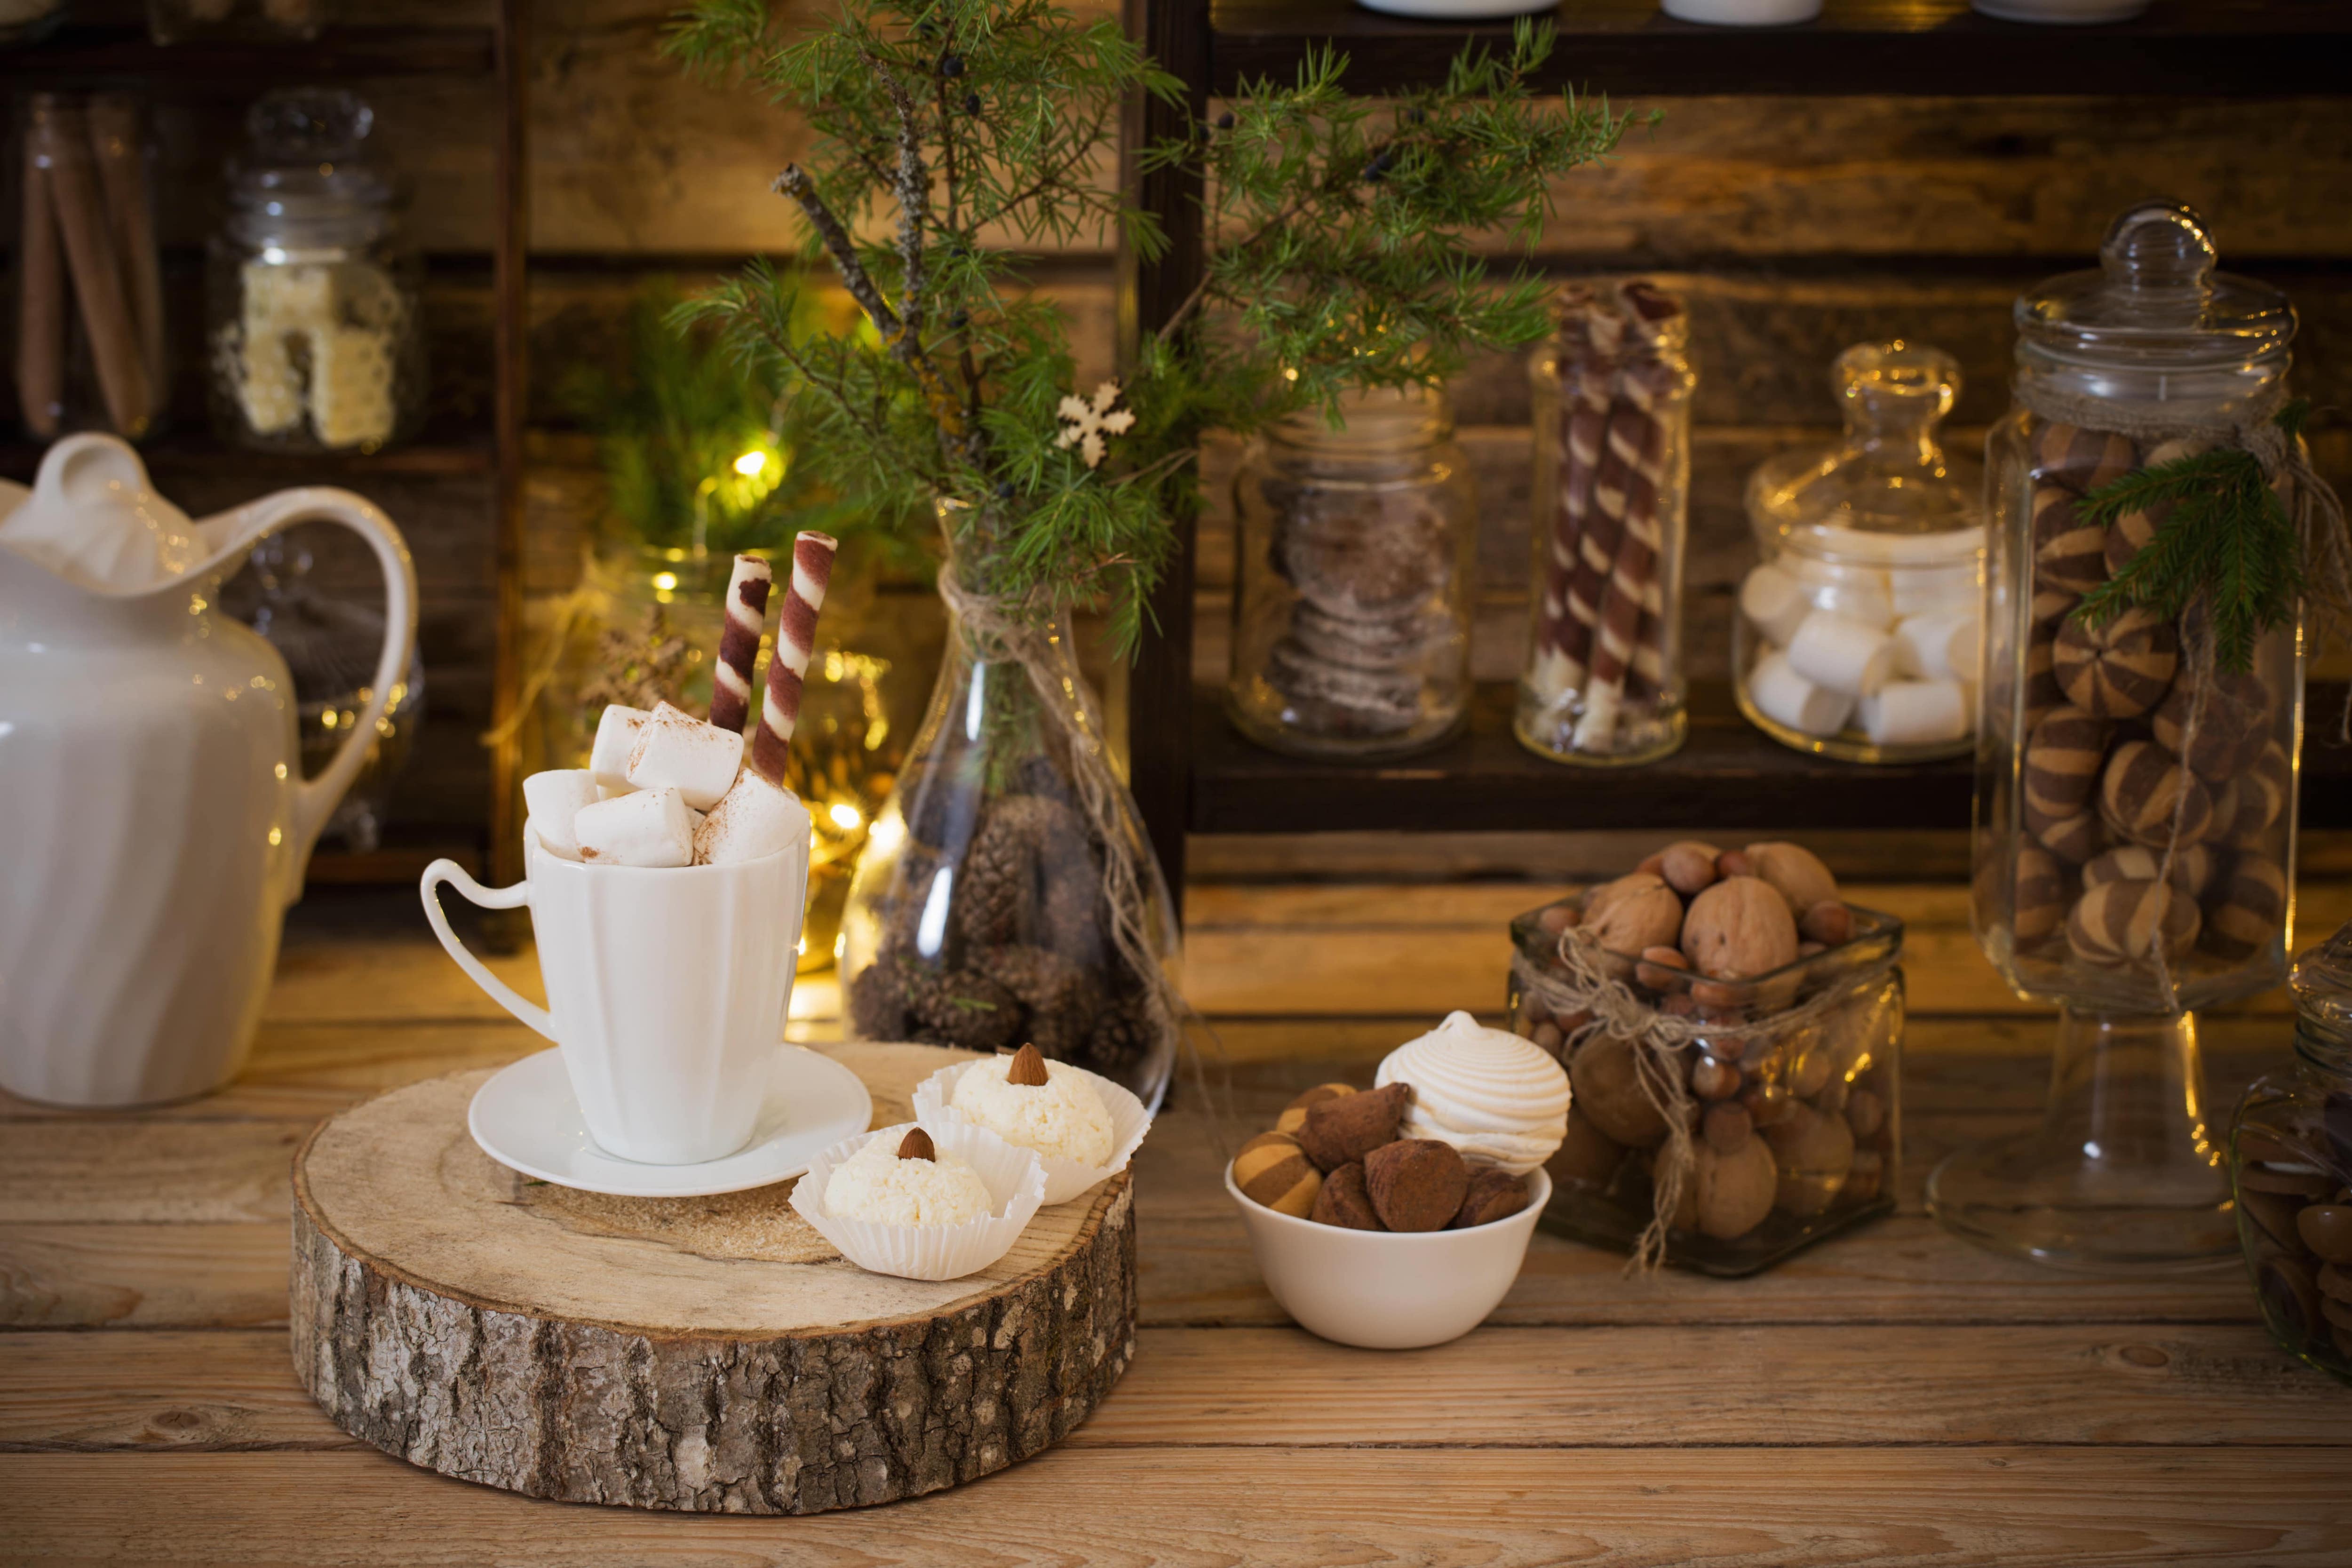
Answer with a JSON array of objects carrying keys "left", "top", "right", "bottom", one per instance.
[
  {"left": 1575, "top": 359, "right": 1673, "bottom": 749},
  {"left": 16, "top": 103, "right": 66, "bottom": 440},
  {"left": 749, "top": 531, "right": 839, "bottom": 786},
  {"left": 707, "top": 552, "right": 774, "bottom": 737},
  {"left": 34, "top": 97, "right": 149, "bottom": 438},
  {"left": 87, "top": 96, "right": 166, "bottom": 424}
]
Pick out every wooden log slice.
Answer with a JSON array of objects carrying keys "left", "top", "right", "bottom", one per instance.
[{"left": 290, "top": 1042, "right": 1136, "bottom": 1514}]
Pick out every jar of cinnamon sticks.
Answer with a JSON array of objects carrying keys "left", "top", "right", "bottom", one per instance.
[{"left": 1515, "top": 282, "right": 1695, "bottom": 766}]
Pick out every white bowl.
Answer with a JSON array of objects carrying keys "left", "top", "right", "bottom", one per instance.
[{"left": 1225, "top": 1165, "right": 1551, "bottom": 1349}]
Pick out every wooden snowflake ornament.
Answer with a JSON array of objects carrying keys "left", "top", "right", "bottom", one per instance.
[{"left": 1057, "top": 379, "right": 1136, "bottom": 470}]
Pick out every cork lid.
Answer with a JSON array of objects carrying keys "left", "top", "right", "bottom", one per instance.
[
  {"left": 2016, "top": 202, "right": 2296, "bottom": 376},
  {"left": 1746, "top": 341, "right": 1983, "bottom": 563}
]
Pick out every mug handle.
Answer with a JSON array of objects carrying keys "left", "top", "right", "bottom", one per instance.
[
  {"left": 195, "top": 487, "right": 420, "bottom": 904},
  {"left": 420, "top": 859, "right": 556, "bottom": 1041}
]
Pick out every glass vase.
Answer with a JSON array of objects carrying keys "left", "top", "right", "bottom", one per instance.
[{"left": 839, "top": 507, "right": 1180, "bottom": 1107}]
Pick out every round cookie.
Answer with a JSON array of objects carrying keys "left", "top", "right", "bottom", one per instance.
[
  {"left": 2033, "top": 422, "right": 2137, "bottom": 493},
  {"left": 2054, "top": 607, "right": 2177, "bottom": 718},
  {"left": 2032, "top": 484, "right": 2108, "bottom": 595},
  {"left": 2099, "top": 739, "right": 2214, "bottom": 847},
  {"left": 2066, "top": 878, "right": 2200, "bottom": 967},
  {"left": 2151, "top": 670, "right": 2272, "bottom": 780}
]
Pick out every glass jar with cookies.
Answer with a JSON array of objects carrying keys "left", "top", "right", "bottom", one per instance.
[
  {"left": 1225, "top": 385, "right": 1476, "bottom": 759},
  {"left": 1506, "top": 840, "right": 1905, "bottom": 1276},
  {"left": 2229, "top": 921, "right": 2352, "bottom": 1386},
  {"left": 1931, "top": 202, "right": 2340, "bottom": 1271}
]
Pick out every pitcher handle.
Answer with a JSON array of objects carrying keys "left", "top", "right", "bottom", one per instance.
[
  {"left": 198, "top": 488, "right": 418, "bottom": 901},
  {"left": 419, "top": 859, "right": 556, "bottom": 1040}
]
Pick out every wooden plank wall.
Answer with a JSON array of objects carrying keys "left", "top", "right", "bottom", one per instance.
[{"left": 10, "top": 0, "right": 2351, "bottom": 865}]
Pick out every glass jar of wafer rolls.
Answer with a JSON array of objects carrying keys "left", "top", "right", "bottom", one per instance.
[
  {"left": 1515, "top": 280, "right": 1695, "bottom": 765},
  {"left": 1225, "top": 385, "right": 1476, "bottom": 759},
  {"left": 1931, "top": 203, "right": 2329, "bottom": 1272},
  {"left": 1733, "top": 342, "right": 1985, "bottom": 764},
  {"left": 2230, "top": 921, "right": 2352, "bottom": 1386}
]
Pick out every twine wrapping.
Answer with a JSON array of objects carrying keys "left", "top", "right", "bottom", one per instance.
[
  {"left": 2019, "top": 382, "right": 2352, "bottom": 1004},
  {"left": 934, "top": 561, "right": 1198, "bottom": 1116},
  {"left": 1517, "top": 927, "right": 1888, "bottom": 1274}
]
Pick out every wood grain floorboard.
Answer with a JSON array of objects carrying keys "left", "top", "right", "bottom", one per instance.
[
  {"left": 0, "top": 1449, "right": 2346, "bottom": 1565},
  {"left": 0, "top": 1323, "right": 2335, "bottom": 1456}
]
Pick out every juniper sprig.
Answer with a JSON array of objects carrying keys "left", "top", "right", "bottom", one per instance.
[{"left": 2072, "top": 402, "right": 2310, "bottom": 673}]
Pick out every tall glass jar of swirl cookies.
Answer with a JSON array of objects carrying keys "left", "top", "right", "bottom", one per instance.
[
  {"left": 1225, "top": 385, "right": 1477, "bottom": 759},
  {"left": 1516, "top": 281, "right": 1695, "bottom": 766},
  {"left": 1931, "top": 202, "right": 2343, "bottom": 1270}
]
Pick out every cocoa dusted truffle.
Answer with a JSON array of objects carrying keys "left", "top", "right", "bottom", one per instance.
[{"left": 1295, "top": 1081, "right": 1410, "bottom": 1171}]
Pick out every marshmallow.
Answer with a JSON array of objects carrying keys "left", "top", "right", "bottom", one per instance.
[
  {"left": 694, "top": 770, "right": 812, "bottom": 866},
  {"left": 1740, "top": 563, "right": 1813, "bottom": 648},
  {"left": 574, "top": 786, "right": 696, "bottom": 868},
  {"left": 1749, "top": 649, "right": 1855, "bottom": 738},
  {"left": 1893, "top": 609, "right": 1980, "bottom": 684},
  {"left": 625, "top": 700, "right": 745, "bottom": 810},
  {"left": 522, "top": 769, "right": 600, "bottom": 861},
  {"left": 1787, "top": 559, "right": 1894, "bottom": 630},
  {"left": 589, "top": 705, "right": 649, "bottom": 790},
  {"left": 1787, "top": 608, "right": 1894, "bottom": 697},
  {"left": 1858, "top": 679, "right": 1971, "bottom": 748},
  {"left": 1889, "top": 561, "right": 1981, "bottom": 620}
]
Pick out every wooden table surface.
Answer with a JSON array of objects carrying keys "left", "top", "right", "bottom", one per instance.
[{"left": 5, "top": 877, "right": 2350, "bottom": 1564}]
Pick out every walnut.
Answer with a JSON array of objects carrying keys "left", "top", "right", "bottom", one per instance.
[
  {"left": 1584, "top": 875, "right": 1684, "bottom": 956},
  {"left": 1679, "top": 876, "right": 1800, "bottom": 980},
  {"left": 1764, "top": 1102, "right": 1855, "bottom": 1218},
  {"left": 1567, "top": 1034, "right": 1669, "bottom": 1149},
  {"left": 1742, "top": 842, "right": 1839, "bottom": 916}
]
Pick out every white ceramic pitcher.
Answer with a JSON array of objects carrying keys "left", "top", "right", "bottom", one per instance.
[{"left": 0, "top": 434, "right": 416, "bottom": 1106}]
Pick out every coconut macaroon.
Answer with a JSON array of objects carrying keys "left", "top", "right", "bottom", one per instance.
[
  {"left": 822, "top": 1127, "right": 993, "bottom": 1227},
  {"left": 952, "top": 1043, "right": 1116, "bottom": 1167}
]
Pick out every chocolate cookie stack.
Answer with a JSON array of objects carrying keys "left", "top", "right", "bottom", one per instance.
[{"left": 1261, "top": 479, "right": 1454, "bottom": 740}]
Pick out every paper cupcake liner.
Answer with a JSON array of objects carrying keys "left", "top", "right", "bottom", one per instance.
[
  {"left": 913, "top": 1058, "right": 1153, "bottom": 1206},
  {"left": 788, "top": 1122, "right": 1047, "bottom": 1281}
]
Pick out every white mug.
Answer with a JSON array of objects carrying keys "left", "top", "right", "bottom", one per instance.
[{"left": 421, "top": 826, "right": 810, "bottom": 1165}]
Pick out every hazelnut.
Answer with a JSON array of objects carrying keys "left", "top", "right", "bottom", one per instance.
[
  {"left": 1845, "top": 1087, "right": 1886, "bottom": 1142},
  {"left": 1537, "top": 903, "right": 1577, "bottom": 936},
  {"left": 1636, "top": 944, "right": 1692, "bottom": 992},
  {"left": 1692, "top": 1136, "right": 1778, "bottom": 1240},
  {"left": 1842, "top": 1148, "right": 1884, "bottom": 1204},
  {"left": 1788, "top": 1043, "right": 1833, "bottom": 1099},
  {"left": 1798, "top": 899, "right": 1853, "bottom": 947},
  {"left": 1742, "top": 1081, "right": 1795, "bottom": 1128},
  {"left": 1548, "top": 1106, "right": 1627, "bottom": 1186},
  {"left": 1680, "top": 877, "right": 1800, "bottom": 980},
  {"left": 1658, "top": 841, "right": 1724, "bottom": 896},
  {"left": 1691, "top": 1054, "right": 1741, "bottom": 1101},
  {"left": 1554, "top": 1007, "right": 1593, "bottom": 1035},
  {"left": 1797, "top": 940, "right": 1828, "bottom": 958},
  {"left": 1703, "top": 1101, "right": 1754, "bottom": 1154},
  {"left": 1812, "top": 1076, "right": 1851, "bottom": 1116},
  {"left": 1660, "top": 994, "right": 1698, "bottom": 1018},
  {"left": 1586, "top": 876, "right": 1685, "bottom": 957},
  {"left": 1567, "top": 1033, "right": 1669, "bottom": 1148},
  {"left": 1531, "top": 1019, "right": 1564, "bottom": 1058},
  {"left": 1716, "top": 849, "right": 1753, "bottom": 879},
  {"left": 1764, "top": 1102, "right": 1855, "bottom": 1217},
  {"left": 1742, "top": 842, "right": 1840, "bottom": 915}
]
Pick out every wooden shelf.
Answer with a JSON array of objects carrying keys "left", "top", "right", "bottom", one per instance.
[
  {"left": 0, "top": 24, "right": 497, "bottom": 85},
  {"left": 1206, "top": 0, "right": 2348, "bottom": 98},
  {"left": 0, "top": 433, "right": 495, "bottom": 485},
  {"left": 1189, "top": 680, "right": 2352, "bottom": 835}
]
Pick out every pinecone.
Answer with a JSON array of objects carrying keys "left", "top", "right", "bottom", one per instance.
[
  {"left": 954, "top": 794, "right": 1089, "bottom": 948},
  {"left": 982, "top": 944, "right": 1104, "bottom": 1061},
  {"left": 909, "top": 967, "right": 1022, "bottom": 1053},
  {"left": 847, "top": 949, "right": 914, "bottom": 1040},
  {"left": 1082, "top": 990, "right": 1162, "bottom": 1078}
]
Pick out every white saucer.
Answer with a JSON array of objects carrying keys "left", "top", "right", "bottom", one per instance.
[{"left": 467, "top": 1045, "right": 874, "bottom": 1198}]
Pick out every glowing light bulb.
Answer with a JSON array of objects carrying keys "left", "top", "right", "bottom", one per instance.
[
  {"left": 828, "top": 802, "right": 863, "bottom": 831},
  {"left": 734, "top": 450, "right": 768, "bottom": 477},
  {"left": 652, "top": 572, "right": 679, "bottom": 592}
]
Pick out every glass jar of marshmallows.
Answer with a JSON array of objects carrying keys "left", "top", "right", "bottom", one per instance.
[{"left": 1733, "top": 342, "right": 1984, "bottom": 764}]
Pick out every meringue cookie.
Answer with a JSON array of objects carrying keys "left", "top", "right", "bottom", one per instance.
[{"left": 1374, "top": 1010, "right": 1571, "bottom": 1176}]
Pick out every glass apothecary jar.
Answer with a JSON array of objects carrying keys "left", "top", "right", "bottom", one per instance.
[
  {"left": 1508, "top": 892, "right": 1903, "bottom": 1275},
  {"left": 1734, "top": 342, "right": 1984, "bottom": 763},
  {"left": 2231, "top": 922, "right": 2352, "bottom": 1386},
  {"left": 1226, "top": 386, "right": 1475, "bottom": 759},
  {"left": 1516, "top": 281, "right": 1694, "bottom": 766},
  {"left": 1931, "top": 203, "right": 2312, "bottom": 1271},
  {"left": 207, "top": 88, "right": 425, "bottom": 455}
]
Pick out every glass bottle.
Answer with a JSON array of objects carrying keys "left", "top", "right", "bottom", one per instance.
[
  {"left": 228, "top": 532, "right": 425, "bottom": 853},
  {"left": 839, "top": 505, "right": 1180, "bottom": 1107},
  {"left": 207, "top": 88, "right": 425, "bottom": 454},
  {"left": 1734, "top": 342, "right": 1984, "bottom": 763},
  {"left": 1516, "top": 281, "right": 1695, "bottom": 766},
  {"left": 1225, "top": 386, "right": 1475, "bottom": 759},
  {"left": 1930, "top": 203, "right": 2306, "bottom": 1270},
  {"left": 2231, "top": 921, "right": 2352, "bottom": 1385}
]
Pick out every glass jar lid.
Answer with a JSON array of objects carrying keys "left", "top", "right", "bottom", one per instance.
[
  {"left": 225, "top": 88, "right": 397, "bottom": 251},
  {"left": 1746, "top": 340, "right": 1983, "bottom": 565},
  {"left": 2016, "top": 202, "right": 2296, "bottom": 378}
]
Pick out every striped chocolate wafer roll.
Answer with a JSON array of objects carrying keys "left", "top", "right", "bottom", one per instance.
[
  {"left": 749, "top": 531, "right": 839, "bottom": 786},
  {"left": 707, "top": 553, "right": 773, "bottom": 737}
]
